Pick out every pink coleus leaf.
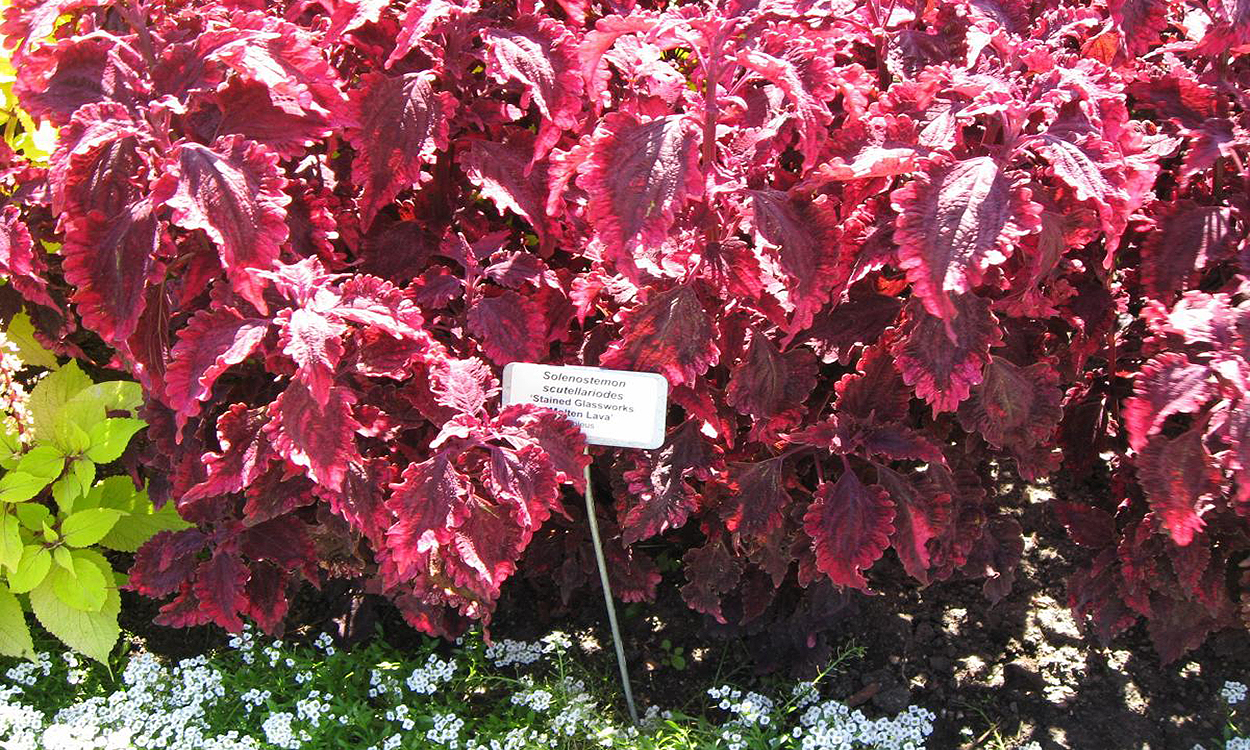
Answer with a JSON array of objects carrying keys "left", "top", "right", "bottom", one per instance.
[
  {"left": 735, "top": 48, "right": 831, "bottom": 169},
  {"left": 461, "top": 132, "right": 557, "bottom": 251},
  {"left": 278, "top": 308, "right": 346, "bottom": 408},
  {"left": 800, "top": 283, "right": 903, "bottom": 365},
  {"left": 618, "top": 420, "right": 718, "bottom": 545},
  {"left": 804, "top": 466, "right": 895, "bottom": 591},
  {"left": 878, "top": 466, "right": 950, "bottom": 585},
  {"left": 127, "top": 529, "right": 207, "bottom": 598},
  {"left": 489, "top": 404, "right": 589, "bottom": 492},
  {"left": 806, "top": 115, "right": 925, "bottom": 184},
  {"left": 164, "top": 307, "right": 269, "bottom": 434},
  {"left": 347, "top": 72, "right": 455, "bottom": 229},
  {"left": 467, "top": 290, "right": 548, "bottom": 367},
  {"left": 61, "top": 200, "right": 163, "bottom": 347},
  {"left": 1138, "top": 427, "right": 1221, "bottom": 547},
  {"left": 1108, "top": 0, "right": 1170, "bottom": 56},
  {"left": 721, "top": 457, "right": 789, "bottom": 540},
  {"left": 486, "top": 443, "right": 560, "bottom": 529},
  {"left": 892, "top": 295, "right": 1002, "bottom": 415},
  {"left": 890, "top": 153, "right": 1041, "bottom": 321},
  {"left": 0, "top": 205, "right": 54, "bottom": 309},
  {"left": 183, "top": 404, "right": 272, "bottom": 503},
  {"left": 1069, "top": 548, "right": 1139, "bottom": 644},
  {"left": 192, "top": 550, "right": 250, "bottom": 632},
  {"left": 962, "top": 515, "right": 1023, "bottom": 604},
  {"left": 264, "top": 381, "right": 361, "bottom": 491},
  {"left": 196, "top": 78, "right": 335, "bottom": 160},
  {"left": 680, "top": 541, "right": 743, "bottom": 624},
  {"left": 747, "top": 191, "right": 849, "bottom": 334},
  {"left": 384, "top": 451, "right": 472, "bottom": 581},
  {"left": 576, "top": 113, "right": 701, "bottom": 278},
  {"left": 725, "top": 332, "right": 818, "bottom": 420},
  {"left": 1141, "top": 202, "right": 1239, "bottom": 302},
  {"left": 1033, "top": 132, "right": 1128, "bottom": 237},
  {"left": 600, "top": 285, "right": 719, "bottom": 389},
  {"left": 957, "top": 356, "right": 1064, "bottom": 451},
  {"left": 1122, "top": 352, "right": 1213, "bottom": 452},
  {"left": 241, "top": 564, "right": 289, "bottom": 635},
  {"left": 481, "top": 17, "right": 583, "bottom": 159},
  {"left": 152, "top": 136, "right": 290, "bottom": 313},
  {"left": 1052, "top": 501, "right": 1116, "bottom": 548},
  {"left": 446, "top": 495, "right": 528, "bottom": 599},
  {"left": 15, "top": 34, "right": 146, "bottom": 126}
]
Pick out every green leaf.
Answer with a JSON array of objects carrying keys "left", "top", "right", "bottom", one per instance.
[
  {"left": 27, "top": 362, "right": 93, "bottom": 443},
  {"left": 8, "top": 545, "right": 51, "bottom": 593},
  {"left": 60, "top": 508, "right": 123, "bottom": 548},
  {"left": 0, "top": 513, "right": 19, "bottom": 571},
  {"left": 52, "top": 545, "right": 71, "bottom": 570},
  {"left": 0, "top": 426, "right": 20, "bottom": 458},
  {"left": 99, "top": 502, "right": 189, "bottom": 552},
  {"left": 49, "top": 550, "right": 108, "bottom": 611},
  {"left": 4, "top": 312, "right": 58, "bottom": 369},
  {"left": 15, "top": 445, "right": 64, "bottom": 479},
  {"left": 66, "top": 382, "right": 143, "bottom": 416},
  {"left": 29, "top": 557, "right": 120, "bottom": 664},
  {"left": 0, "top": 586, "right": 34, "bottom": 660},
  {"left": 0, "top": 471, "right": 52, "bottom": 503},
  {"left": 14, "top": 503, "right": 50, "bottom": 531},
  {"left": 52, "top": 416, "right": 92, "bottom": 455},
  {"left": 51, "top": 474, "right": 83, "bottom": 514},
  {"left": 72, "top": 459, "right": 95, "bottom": 493},
  {"left": 91, "top": 476, "right": 137, "bottom": 510},
  {"left": 85, "top": 418, "right": 146, "bottom": 463}
]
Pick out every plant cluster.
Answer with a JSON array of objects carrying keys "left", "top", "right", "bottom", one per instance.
[
  {"left": 0, "top": 624, "right": 936, "bottom": 750},
  {"left": 0, "top": 331, "right": 186, "bottom": 663},
  {"left": 0, "top": 0, "right": 1246, "bottom": 663}
]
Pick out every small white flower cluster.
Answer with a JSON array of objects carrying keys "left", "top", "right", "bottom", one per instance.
[
  {"left": 484, "top": 639, "right": 545, "bottom": 667},
  {"left": 0, "top": 702, "right": 45, "bottom": 750},
  {"left": 406, "top": 653, "right": 457, "bottom": 694},
  {"left": 550, "top": 682, "right": 601, "bottom": 739},
  {"left": 1223, "top": 680, "right": 1248, "bottom": 705},
  {"left": 239, "top": 688, "right": 272, "bottom": 713},
  {"left": 295, "top": 691, "right": 337, "bottom": 728},
  {"left": 312, "top": 632, "right": 337, "bottom": 656},
  {"left": 708, "top": 685, "right": 775, "bottom": 727},
  {"left": 791, "top": 681, "right": 821, "bottom": 710},
  {"left": 368, "top": 664, "right": 403, "bottom": 699},
  {"left": 5, "top": 652, "right": 53, "bottom": 686},
  {"left": 511, "top": 687, "right": 555, "bottom": 712},
  {"left": 798, "top": 699, "right": 935, "bottom": 750},
  {"left": 227, "top": 626, "right": 258, "bottom": 665},
  {"left": 384, "top": 704, "right": 415, "bottom": 731},
  {"left": 426, "top": 712, "right": 465, "bottom": 747},
  {"left": 261, "top": 711, "right": 310, "bottom": 749},
  {"left": 541, "top": 631, "right": 572, "bottom": 653},
  {"left": 466, "top": 726, "right": 550, "bottom": 750},
  {"left": 1228, "top": 738, "right": 1250, "bottom": 750}
]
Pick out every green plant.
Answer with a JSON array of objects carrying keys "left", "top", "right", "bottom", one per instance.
[
  {"left": 0, "top": 332, "right": 187, "bottom": 664},
  {"left": 659, "top": 639, "right": 687, "bottom": 672}
]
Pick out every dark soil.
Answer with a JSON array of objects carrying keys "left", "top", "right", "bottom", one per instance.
[{"left": 121, "top": 474, "right": 1246, "bottom": 750}]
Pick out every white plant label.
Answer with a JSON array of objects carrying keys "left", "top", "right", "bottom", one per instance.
[{"left": 502, "top": 363, "right": 668, "bottom": 449}]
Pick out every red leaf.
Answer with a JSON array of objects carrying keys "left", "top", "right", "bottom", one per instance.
[
  {"left": 264, "top": 381, "right": 361, "bottom": 492},
  {"left": 384, "top": 452, "right": 472, "bottom": 581},
  {"left": 446, "top": 496, "right": 528, "bottom": 599},
  {"left": 1123, "top": 352, "right": 1213, "bottom": 452},
  {"left": 62, "top": 201, "right": 164, "bottom": 346},
  {"left": 1138, "top": 428, "right": 1221, "bottom": 547},
  {"left": 891, "top": 154, "right": 1040, "bottom": 320},
  {"left": 428, "top": 357, "right": 499, "bottom": 418},
  {"left": 15, "top": 36, "right": 145, "bottom": 125},
  {"left": 487, "top": 444, "right": 560, "bottom": 529},
  {"left": 957, "top": 356, "right": 1064, "bottom": 451},
  {"left": 1108, "top": 0, "right": 1170, "bottom": 55},
  {"left": 893, "top": 295, "right": 1002, "bottom": 415},
  {"left": 1068, "top": 549, "right": 1138, "bottom": 644},
  {"left": 0, "top": 205, "right": 54, "bottom": 309},
  {"left": 618, "top": 420, "right": 718, "bottom": 545},
  {"left": 1141, "top": 202, "right": 1239, "bottom": 302},
  {"left": 482, "top": 17, "right": 582, "bottom": 159},
  {"left": 878, "top": 466, "right": 950, "bottom": 585},
  {"left": 347, "top": 72, "right": 454, "bottom": 229},
  {"left": 196, "top": 78, "right": 335, "bottom": 159},
  {"left": 834, "top": 344, "right": 910, "bottom": 424},
  {"left": 600, "top": 285, "right": 719, "bottom": 389},
  {"left": 1052, "top": 502, "right": 1116, "bottom": 548},
  {"left": 748, "top": 190, "right": 849, "bottom": 333},
  {"left": 490, "top": 404, "right": 589, "bottom": 491},
  {"left": 576, "top": 113, "right": 701, "bottom": 278},
  {"left": 467, "top": 291, "right": 548, "bottom": 366},
  {"left": 1147, "top": 594, "right": 1224, "bottom": 664},
  {"left": 803, "top": 468, "right": 895, "bottom": 590},
  {"left": 962, "top": 515, "right": 1023, "bottom": 604},
  {"left": 241, "top": 564, "right": 289, "bottom": 635},
  {"left": 183, "top": 404, "right": 272, "bottom": 502},
  {"left": 193, "top": 550, "right": 250, "bottom": 632},
  {"left": 736, "top": 48, "right": 831, "bottom": 168},
  {"left": 164, "top": 307, "right": 269, "bottom": 433},
  {"left": 726, "top": 332, "right": 818, "bottom": 419},
  {"left": 279, "top": 308, "right": 345, "bottom": 408},
  {"left": 680, "top": 541, "right": 743, "bottom": 624},
  {"left": 153, "top": 136, "right": 290, "bottom": 312},
  {"left": 461, "top": 132, "right": 557, "bottom": 251},
  {"left": 807, "top": 115, "right": 923, "bottom": 183},
  {"left": 722, "top": 457, "right": 790, "bottom": 540},
  {"left": 127, "top": 529, "right": 207, "bottom": 598}
]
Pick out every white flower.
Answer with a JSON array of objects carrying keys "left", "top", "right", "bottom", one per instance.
[{"left": 1222, "top": 681, "right": 1248, "bottom": 705}]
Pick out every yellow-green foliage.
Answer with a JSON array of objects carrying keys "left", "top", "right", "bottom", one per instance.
[{"left": 0, "top": 321, "right": 188, "bottom": 664}]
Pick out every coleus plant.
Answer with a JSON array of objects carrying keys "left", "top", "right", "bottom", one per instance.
[{"left": 0, "top": 0, "right": 1246, "bottom": 663}]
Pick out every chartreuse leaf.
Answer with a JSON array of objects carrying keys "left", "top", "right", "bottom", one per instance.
[
  {"left": 52, "top": 545, "right": 71, "bottom": 570},
  {"left": 61, "top": 508, "right": 123, "bottom": 548},
  {"left": 49, "top": 549, "right": 108, "bottom": 611},
  {"left": 4, "top": 312, "right": 58, "bottom": 370},
  {"left": 29, "top": 550, "right": 120, "bottom": 664},
  {"left": 0, "top": 587, "right": 34, "bottom": 660},
  {"left": 14, "top": 503, "right": 50, "bottom": 531},
  {"left": 15, "top": 445, "right": 64, "bottom": 479},
  {"left": 0, "top": 425, "right": 21, "bottom": 465},
  {"left": 8, "top": 545, "right": 51, "bottom": 593},
  {"left": 0, "top": 513, "right": 19, "bottom": 571},
  {"left": 68, "top": 382, "right": 143, "bottom": 416},
  {"left": 72, "top": 459, "right": 95, "bottom": 491},
  {"left": 52, "top": 418, "right": 91, "bottom": 455},
  {"left": 51, "top": 474, "right": 84, "bottom": 514},
  {"left": 85, "top": 418, "right": 146, "bottom": 463},
  {"left": 0, "top": 471, "right": 52, "bottom": 503},
  {"left": 26, "top": 361, "right": 93, "bottom": 443},
  {"left": 98, "top": 482, "right": 190, "bottom": 552}
]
